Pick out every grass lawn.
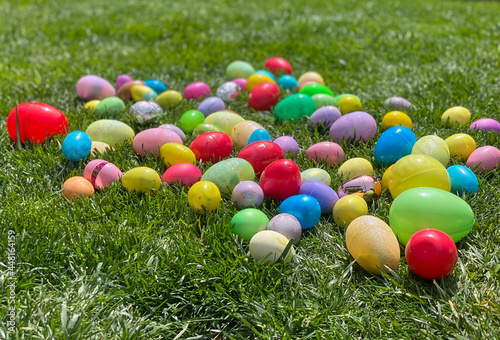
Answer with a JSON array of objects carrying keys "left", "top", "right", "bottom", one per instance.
[{"left": 1, "top": 0, "right": 500, "bottom": 338}]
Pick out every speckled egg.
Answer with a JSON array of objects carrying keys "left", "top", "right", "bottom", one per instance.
[
  {"left": 267, "top": 213, "right": 302, "bottom": 245},
  {"left": 231, "top": 181, "right": 264, "bottom": 209},
  {"left": 301, "top": 168, "right": 331, "bottom": 185},
  {"left": 130, "top": 101, "right": 163, "bottom": 122},
  {"left": 412, "top": 135, "right": 450, "bottom": 167}
]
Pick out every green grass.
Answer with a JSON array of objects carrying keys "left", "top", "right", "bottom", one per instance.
[{"left": 1, "top": 0, "right": 500, "bottom": 338}]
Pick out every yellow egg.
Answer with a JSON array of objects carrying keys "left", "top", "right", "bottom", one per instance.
[
  {"left": 160, "top": 143, "right": 196, "bottom": 167},
  {"left": 231, "top": 120, "right": 265, "bottom": 150},
  {"left": 155, "top": 90, "right": 183, "bottom": 108},
  {"left": 345, "top": 215, "right": 400, "bottom": 275},
  {"left": 445, "top": 133, "right": 477, "bottom": 160},
  {"left": 131, "top": 85, "right": 157, "bottom": 102},
  {"left": 249, "top": 230, "right": 295, "bottom": 264},
  {"left": 301, "top": 168, "right": 331, "bottom": 185},
  {"left": 204, "top": 111, "right": 244, "bottom": 135},
  {"left": 441, "top": 106, "right": 471, "bottom": 127},
  {"left": 337, "top": 158, "right": 373, "bottom": 181},
  {"left": 381, "top": 164, "right": 394, "bottom": 189},
  {"left": 298, "top": 71, "right": 325, "bottom": 85},
  {"left": 332, "top": 195, "right": 368, "bottom": 227},
  {"left": 246, "top": 74, "right": 276, "bottom": 92},
  {"left": 90, "top": 141, "right": 111, "bottom": 156},
  {"left": 62, "top": 176, "right": 94, "bottom": 199},
  {"left": 381, "top": 111, "right": 413, "bottom": 130},
  {"left": 84, "top": 100, "right": 100, "bottom": 112},
  {"left": 122, "top": 167, "right": 161, "bottom": 194},
  {"left": 412, "top": 135, "right": 450, "bottom": 167},
  {"left": 187, "top": 181, "right": 221, "bottom": 215},
  {"left": 337, "top": 96, "right": 362, "bottom": 115}
]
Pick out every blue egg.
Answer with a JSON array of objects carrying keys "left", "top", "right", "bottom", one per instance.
[
  {"left": 374, "top": 126, "right": 417, "bottom": 166},
  {"left": 255, "top": 70, "right": 276, "bottom": 81},
  {"left": 298, "top": 180, "right": 339, "bottom": 215},
  {"left": 197, "top": 96, "right": 225, "bottom": 117},
  {"left": 447, "top": 165, "right": 479, "bottom": 194},
  {"left": 145, "top": 79, "right": 167, "bottom": 94},
  {"left": 279, "top": 195, "right": 321, "bottom": 229},
  {"left": 62, "top": 131, "right": 92, "bottom": 161},
  {"left": 246, "top": 129, "right": 272, "bottom": 145},
  {"left": 277, "top": 75, "right": 299, "bottom": 91}
]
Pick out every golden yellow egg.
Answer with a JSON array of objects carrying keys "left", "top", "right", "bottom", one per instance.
[
  {"left": 381, "top": 111, "right": 413, "bottom": 130},
  {"left": 445, "top": 133, "right": 476, "bottom": 160}
]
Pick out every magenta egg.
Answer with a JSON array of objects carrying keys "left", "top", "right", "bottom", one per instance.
[
  {"left": 84, "top": 159, "right": 123, "bottom": 189},
  {"left": 162, "top": 163, "right": 202, "bottom": 187},
  {"left": 309, "top": 106, "right": 342, "bottom": 129},
  {"left": 133, "top": 128, "right": 182, "bottom": 157},
  {"left": 329, "top": 111, "right": 377, "bottom": 144},
  {"left": 116, "top": 74, "right": 133, "bottom": 90},
  {"left": 76, "top": 75, "right": 116, "bottom": 101},
  {"left": 466, "top": 145, "right": 500, "bottom": 174},
  {"left": 267, "top": 213, "right": 302, "bottom": 244},
  {"left": 273, "top": 136, "right": 299, "bottom": 156},
  {"left": 306, "top": 141, "right": 344, "bottom": 166},
  {"left": 184, "top": 81, "right": 211, "bottom": 100},
  {"left": 469, "top": 118, "right": 500, "bottom": 132},
  {"left": 231, "top": 181, "right": 264, "bottom": 209}
]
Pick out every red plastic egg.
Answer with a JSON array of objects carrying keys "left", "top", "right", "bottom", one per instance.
[
  {"left": 237, "top": 141, "right": 284, "bottom": 177},
  {"left": 405, "top": 229, "right": 458, "bottom": 280},
  {"left": 259, "top": 159, "right": 301, "bottom": 201},
  {"left": 264, "top": 57, "right": 293, "bottom": 75},
  {"left": 189, "top": 131, "right": 233, "bottom": 163},
  {"left": 248, "top": 82, "right": 280, "bottom": 111},
  {"left": 162, "top": 163, "right": 202, "bottom": 187},
  {"left": 7, "top": 102, "right": 68, "bottom": 144}
]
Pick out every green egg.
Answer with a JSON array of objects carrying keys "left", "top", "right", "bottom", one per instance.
[
  {"left": 230, "top": 208, "right": 269, "bottom": 241},
  {"left": 201, "top": 158, "right": 255, "bottom": 195},
  {"left": 85, "top": 119, "right": 134, "bottom": 146},
  {"left": 178, "top": 110, "right": 205, "bottom": 134},
  {"left": 94, "top": 97, "right": 126, "bottom": 117},
  {"left": 311, "top": 93, "right": 337, "bottom": 109},
  {"left": 273, "top": 94, "right": 316, "bottom": 122},
  {"left": 299, "top": 83, "right": 334, "bottom": 97},
  {"left": 193, "top": 123, "right": 223, "bottom": 137}
]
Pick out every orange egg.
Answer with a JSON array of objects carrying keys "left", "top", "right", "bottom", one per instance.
[{"left": 62, "top": 176, "right": 94, "bottom": 199}]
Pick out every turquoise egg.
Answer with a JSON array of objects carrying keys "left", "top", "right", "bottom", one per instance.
[{"left": 447, "top": 165, "right": 479, "bottom": 194}]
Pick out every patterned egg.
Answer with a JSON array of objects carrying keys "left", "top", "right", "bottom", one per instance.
[
  {"left": 216, "top": 82, "right": 241, "bottom": 101},
  {"left": 76, "top": 75, "right": 116, "bottom": 101},
  {"left": 130, "top": 101, "right": 163, "bottom": 122},
  {"left": 338, "top": 175, "right": 382, "bottom": 204},
  {"left": 84, "top": 159, "right": 123, "bottom": 189},
  {"left": 412, "top": 135, "right": 450, "bottom": 167}
]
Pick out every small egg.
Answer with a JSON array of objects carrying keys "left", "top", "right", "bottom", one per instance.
[
  {"left": 441, "top": 106, "right": 471, "bottom": 127},
  {"left": 337, "top": 95, "right": 362, "bottom": 114},
  {"left": 187, "top": 181, "right": 221, "bottom": 215},
  {"left": 297, "top": 71, "right": 325, "bottom": 85},
  {"left": 155, "top": 90, "right": 183, "bottom": 108},
  {"left": 62, "top": 131, "right": 92, "bottom": 161},
  {"left": 84, "top": 100, "right": 100, "bottom": 112},
  {"left": 231, "top": 208, "right": 269, "bottom": 241},
  {"left": 160, "top": 143, "right": 196, "bottom": 167},
  {"left": 249, "top": 230, "right": 295, "bottom": 264},
  {"left": 267, "top": 213, "right": 302, "bottom": 245},
  {"left": 381, "top": 111, "right": 413, "bottom": 130},
  {"left": 447, "top": 165, "right": 479, "bottom": 194},
  {"left": 445, "top": 133, "right": 476, "bottom": 160},
  {"left": 122, "top": 167, "right": 161, "bottom": 194},
  {"left": 62, "top": 176, "right": 94, "bottom": 199},
  {"left": 231, "top": 181, "right": 264, "bottom": 209},
  {"left": 332, "top": 195, "right": 368, "bottom": 227},
  {"left": 162, "top": 163, "right": 201, "bottom": 187}
]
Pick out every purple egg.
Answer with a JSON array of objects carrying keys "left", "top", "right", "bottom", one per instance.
[
  {"left": 76, "top": 75, "right": 116, "bottom": 101},
  {"left": 133, "top": 128, "right": 182, "bottom": 157},
  {"left": 383, "top": 96, "right": 413, "bottom": 110},
  {"left": 184, "top": 81, "right": 211, "bottom": 100},
  {"left": 469, "top": 118, "right": 500, "bottom": 132},
  {"left": 466, "top": 145, "right": 500, "bottom": 174},
  {"left": 116, "top": 74, "right": 133, "bottom": 90},
  {"left": 329, "top": 111, "right": 377, "bottom": 144},
  {"left": 231, "top": 181, "right": 264, "bottom": 209},
  {"left": 158, "top": 124, "right": 186, "bottom": 141},
  {"left": 197, "top": 96, "right": 226, "bottom": 117},
  {"left": 298, "top": 180, "right": 339, "bottom": 215},
  {"left": 273, "top": 136, "right": 299, "bottom": 156},
  {"left": 267, "top": 213, "right": 302, "bottom": 244},
  {"left": 232, "top": 78, "right": 247, "bottom": 90},
  {"left": 309, "top": 106, "right": 342, "bottom": 129}
]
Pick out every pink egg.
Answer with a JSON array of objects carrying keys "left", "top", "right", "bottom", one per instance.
[
  {"left": 469, "top": 118, "right": 500, "bottom": 132},
  {"left": 232, "top": 78, "right": 248, "bottom": 90},
  {"left": 84, "top": 159, "right": 123, "bottom": 189},
  {"left": 76, "top": 75, "right": 116, "bottom": 101},
  {"left": 306, "top": 141, "right": 344, "bottom": 166},
  {"left": 329, "top": 111, "right": 377, "bottom": 144},
  {"left": 162, "top": 163, "right": 202, "bottom": 187},
  {"left": 466, "top": 145, "right": 500, "bottom": 174},
  {"left": 133, "top": 128, "right": 182, "bottom": 157},
  {"left": 184, "top": 81, "right": 211, "bottom": 100}
]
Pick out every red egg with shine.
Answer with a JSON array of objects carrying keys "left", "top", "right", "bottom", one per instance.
[
  {"left": 7, "top": 102, "right": 69, "bottom": 144},
  {"left": 189, "top": 131, "right": 233, "bottom": 163},
  {"left": 237, "top": 141, "right": 284, "bottom": 177},
  {"left": 248, "top": 82, "right": 281, "bottom": 111},
  {"left": 264, "top": 57, "right": 293, "bottom": 75},
  {"left": 162, "top": 163, "right": 202, "bottom": 187},
  {"left": 259, "top": 159, "right": 301, "bottom": 201},
  {"left": 405, "top": 229, "right": 458, "bottom": 280}
]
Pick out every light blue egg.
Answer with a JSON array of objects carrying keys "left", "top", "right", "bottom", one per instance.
[
  {"left": 246, "top": 129, "right": 272, "bottom": 146},
  {"left": 145, "top": 79, "right": 167, "bottom": 94},
  {"left": 255, "top": 70, "right": 276, "bottom": 81},
  {"left": 197, "top": 96, "right": 225, "bottom": 117},
  {"left": 279, "top": 195, "right": 321, "bottom": 229},
  {"left": 374, "top": 126, "right": 417, "bottom": 166},
  {"left": 62, "top": 131, "right": 92, "bottom": 161},
  {"left": 447, "top": 165, "right": 479, "bottom": 194},
  {"left": 277, "top": 75, "right": 298, "bottom": 91}
]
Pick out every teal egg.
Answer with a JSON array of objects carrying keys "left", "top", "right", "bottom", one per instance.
[{"left": 273, "top": 94, "right": 316, "bottom": 122}]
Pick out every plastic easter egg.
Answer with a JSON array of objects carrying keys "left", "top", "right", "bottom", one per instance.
[
  {"left": 133, "top": 128, "right": 182, "bottom": 157},
  {"left": 273, "top": 93, "right": 316, "bottom": 122},
  {"left": 346, "top": 216, "right": 400, "bottom": 275},
  {"left": 389, "top": 154, "right": 451, "bottom": 198},
  {"left": 298, "top": 71, "right": 325, "bottom": 85},
  {"left": 94, "top": 97, "right": 126, "bottom": 117},
  {"left": 383, "top": 96, "right": 413, "bottom": 110},
  {"left": 130, "top": 101, "right": 162, "bottom": 122},
  {"left": 260, "top": 159, "right": 301, "bottom": 202},
  {"left": 301, "top": 168, "right": 331, "bottom": 186},
  {"left": 469, "top": 118, "right": 500, "bottom": 132},
  {"left": 122, "top": 167, "right": 161, "bottom": 194},
  {"left": 230, "top": 208, "right": 269, "bottom": 241},
  {"left": 187, "top": 181, "right": 221, "bottom": 215},
  {"left": 381, "top": 165, "right": 394, "bottom": 189},
  {"left": 232, "top": 78, "right": 247, "bottom": 90},
  {"left": 447, "top": 165, "right": 479, "bottom": 194},
  {"left": 201, "top": 158, "right": 255, "bottom": 195},
  {"left": 374, "top": 126, "right": 417, "bottom": 166},
  {"left": 231, "top": 120, "right": 265, "bottom": 150},
  {"left": 162, "top": 163, "right": 202, "bottom": 187},
  {"left": 277, "top": 75, "right": 298, "bottom": 91},
  {"left": 306, "top": 141, "right": 344, "bottom": 166},
  {"left": 298, "top": 180, "right": 339, "bottom": 215},
  {"left": 309, "top": 106, "right": 342, "bottom": 129},
  {"left": 466, "top": 145, "right": 500, "bottom": 174},
  {"left": 76, "top": 75, "right": 116, "bottom": 101},
  {"left": 178, "top": 110, "right": 205, "bottom": 134},
  {"left": 333, "top": 94, "right": 361, "bottom": 106},
  {"left": 298, "top": 81, "right": 316, "bottom": 90},
  {"left": 255, "top": 70, "right": 276, "bottom": 81},
  {"left": 246, "top": 73, "right": 276, "bottom": 92},
  {"left": 204, "top": 111, "right": 244, "bottom": 135},
  {"left": 338, "top": 175, "right": 382, "bottom": 204},
  {"left": 62, "top": 131, "right": 92, "bottom": 161},
  {"left": 160, "top": 143, "right": 196, "bottom": 167},
  {"left": 184, "top": 81, "right": 211, "bottom": 100},
  {"left": 85, "top": 119, "right": 134, "bottom": 146},
  {"left": 158, "top": 124, "right": 186, "bottom": 141},
  {"left": 299, "top": 83, "right": 334, "bottom": 97},
  {"left": 264, "top": 57, "right": 292, "bottom": 75},
  {"left": 193, "top": 123, "right": 223, "bottom": 137},
  {"left": 445, "top": 133, "right": 476, "bottom": 160},
  {"left": 231, "top": 181, "right": 264, "bottom": 209},
  {"left": 273, "top": 136, "right": 299, "bottom": 156},
  {"left": 83, "top": 159, "right": 123, "bottom": 189},
  {"left": 226, "top": 61, "right": 255, "bottom": 79},
  {"left": 84, "top": 100, "right": 100, "bottom": 112},
  {"left": 337, "top": 96, "right": 362, "bottom": 114},
  {"left": 249, "top": 230, "right": 295, "bottom": 264},
  {"left": 389, "top": 187, "right": 475, "bottom": 245},
  {"left": 329, "top": 111, "right": 377, "bottom": 144},
  {"left": 338, "top": 158, "right": 373, "bottom": 181},
  {"left": 116, "top": 74, "right": 133, "bottom": 90},
  {"left": 155, "top": 90, "right": 183, "bottom": 108},
  {"left": 381, "top": 111, "right": 413, "bottom": 130},
  {"left": 144, "top": 79, "right": 167, "bottom": 94},
  {"left": 117, "top": 80, "right": 145, "bottom": 102},
  {"left": 248, "top": 82, "right": 281, "bottom": 111},
  {"left": 332, "top": 195, "right": 368, "bottom": 227},
  {"left": 90, "top": 141, "right": 110, "bottom": 156},
  {"left": 197, "top": 97, "right": 225, "bottom": 117},
  {"left": 267, "top": 214, "right": 302, "bottom": 245},
  {"left": 7, "top": 102, "right": 68, "bottom": 144},
  {"left": 189, "top": 132, "right": 233, "bottom": 163},
  {"left": 246, "top": 129, "right": 272, "bottom": 145},
  {"left": 216, "top": 82, "right": 241, "bottom": 101},
  {"left": 62, "top": 176, "right": 94, "bottom": 199},
  {"left": 441, "top": 106, "right": 471, "bottom": 127},
  {"left": 311, "top": 94, "right": 337, "bottom": 109},
  {"left": 279, "top": 195, "right": 321, "bottom": 229},
  {"left": 412, "top": 135, "right": 450, "bottom": 167},
  {"left": 405, "top": 229, "right": 458, "bottom": 280},
  {"left": 131, "top": 85, "right": 157, "bottom": 102}
]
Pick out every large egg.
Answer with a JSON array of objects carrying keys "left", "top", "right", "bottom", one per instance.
[
  {"left": 279, "top": 195, "right": 321, "bottom": 229},
  {"left": 198, "top": 97, "right": 225, "bottom": 117},
  {"left": 76, "top": 75, "right": 115, "bottom": 101},
  {"left": 133, "top": 128, "right": 182, "bottom": 157},
  {"left": 306, "top": 141, "right": 344, "bottom": 166},
  {"left": 441, "top": 106, "right": 471, "bottom": 127},
  {"left": 84, "top": 159, "right": 123, "bottom": 189},
  {"left": 189, "top": 131, "right": 233, "bottom": 163},
  {"left": 248, "top": 82, "right": 281, "bottom": 111},
  {"left": 160, "top": 143, "right": 196, "bottom": 167},
  {"left": 187, "top": 181, "right": 221, "bottom": 215},
  {"left": 298, "top": 180, "right": 339, "bottom": 215},
  {"left": 337, "top": 158, "right": 373, "bottom": 181},
  {"left": 267, "top": 214, "right": 302, "bottom": 245},
  {"left": 231, "top": 120, "right": 265, "bottom": 150},
  {"left": 389, "top": 187, "right": 475, "bottom": 245},
  {"left": 466, "top": 145, "right": 500, "bottom": 174},
  {"left": 346, "top": 216, "right": 400, "bottom": 275},
  {"left": 259, "top": 159, "right": 301, "bottom": 202},
  {"left": 85, "top": 119, "right": 134, "bottom": 146},
  {"left": 122, "top": 167, "right": 161, "bottom": 194},
  {"left": 412, "top": 135, "right": 450, "bottom": 167},
  {"left": 374, "top": 126, "right": 417, "bottom": 166},
  {"left": 204, "top": 111, "right": 245, "bottom": 135},
  {"left": 200, "top": 158, "right": 255, "bottom": 195},
  {"left": 309, "top": 106, "right": 342, "bottom": 129},
  {"left": 237, "top": 141, "right": 284, "bottom": 177},
  {"left": 469, "top": 118, "right": 500, "bottom": 132},
  {"left": 273, "top": 94, "right": 316, "bottom": 122},
  {"left": 445, "top": 133, "right": 476, "bottom": 160},
  {"left": 62, "top": 176, "right": 94, "bottom": 199},
  {"left": 231, "top": 208, "right": 269, "bottom": 241},
  {"left": 249, "top": 230, "right": 295, "bottom": 264},
  {"left": 329, "top": 111, "right": 377, "bottom": 144}
]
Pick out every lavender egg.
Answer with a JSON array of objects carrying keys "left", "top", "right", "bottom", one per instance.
[
  {"left": 116, "top": 74, "right": 133, "bottom": 90},
  {"left": 130, "top": 101, "right": 163, "bottom": 122},
  {"left": 197, "top": 96, "right": 225, "bottom": 117},
  {"left": 298, "top": 180, "right": 339, "bottom": 215},
  {"left": 76, "top": 75, "right": 116, "bottom": 101},
  {"left": 159, "top": 124, "right": 186, "bottom": 141},
  {"left": 216, "top": 82, "right": 241, "bottom": 101},
  {"left": 133, "top": 128, "right": 182, "bottom": 157},
  {"left": 469, "top": 118, "right": 500, "bottom": 132},
  {"left": 384, "top": 96, "right": 413, "bottom": 110},
  {"left": 267, "top": 213, "right": 302, "bottom": 245},
  {"left": 329, "top": 111, "right": 377, "bottom": 144},
  {"left": 273, "top": 136, "right": 299, "bottom": 156},
  {"left": 231, "top": 181, "right": 264, "bottom": 209},
  {"left": 309, "top": 106, "right": 342, "bottom": 129}
]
